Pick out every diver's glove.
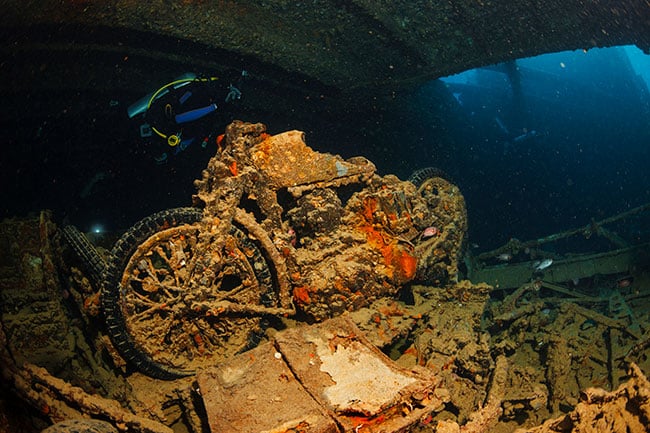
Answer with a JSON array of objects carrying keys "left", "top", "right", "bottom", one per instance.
[
  {"left": 225, "top": 70, "right": 248, "bottom": 102},
  {"left": 225, "top": 84, "right": 242, "bottom": 102},
  {"left": 154, "top": 152, "right": 168, "bottom": 165}
]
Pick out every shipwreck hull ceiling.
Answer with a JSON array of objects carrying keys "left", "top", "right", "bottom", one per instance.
[{"left": 1, "top": 0, "right": 649, "bottom": 97}]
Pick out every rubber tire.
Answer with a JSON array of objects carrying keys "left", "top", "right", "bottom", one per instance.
[{"left": 102, "top": 207, "right": 203, "bottom": 379}]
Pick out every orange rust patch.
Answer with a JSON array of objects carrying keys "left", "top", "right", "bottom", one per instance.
[
  {"left": 361, "top": 197, "right": 378, "bottom": 223},
  {"left": 378, "top": 301, "right": 405, "bottom": 317},
  {"left": 293, "top": 286, "right": 312, "bottom": 304},
  {"left": 216, "top": 133, "right": 225, "bottom": 149},
  {"left": 228, "top": 160, "right": 238, "bottom": 176},
  {"left": 361, "top": 225, "right": 384, "bottom": 249},
  {"left": 356, "top": 196, "right": 418, "bottom": 282},
  {"left": 193, "top": 332, "right": 205, "bottom": 354},
  {"left": 333, "top": 278, "right": 349, "bottom": 293},
  {"left": 40, "top": 403, "right": 50, "bottom": 415},
  {"left": 345, "top": 412, "right": 394, "bottom": 431},
  {"left": 395, "top": 249, "right": 417, "bottom": 280},
  {"left": 83, "top": 292, "right": 101, "bottom": 315},
  {"left": 403, "top": 345, "right": 419, "bottom": 356},
  {"left": 357, "top": 221, "right": 417, "bottom": 282}
]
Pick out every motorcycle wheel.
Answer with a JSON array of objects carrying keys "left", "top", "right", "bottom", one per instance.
[{"left": 102, "top": 207, "right": 276, "bottom": 379}]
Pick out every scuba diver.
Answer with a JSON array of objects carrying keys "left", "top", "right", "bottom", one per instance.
[
  {"left": 494, "top": 115, "right": 539, "bottom": 156},
  {"left": 127, "top": 70, "right": 248, "bottom": 164}
]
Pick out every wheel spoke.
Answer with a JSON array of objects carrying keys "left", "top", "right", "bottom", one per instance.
[
  {"left": 110, "top": 214, "right": 278, "bottom": 375},
  {"left": 131, "top": 297, "right": 179, "bottom": 322}
]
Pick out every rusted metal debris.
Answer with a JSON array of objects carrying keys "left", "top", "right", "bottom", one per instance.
[
  {"left": 2, "top": 123, "right": 650, "bottom": 433},
  {"left": 197, "top": 317, "right": 446, "bottom": 433},
  {"left": 93, "top": 120, "right": 467, "bottom": 378}
]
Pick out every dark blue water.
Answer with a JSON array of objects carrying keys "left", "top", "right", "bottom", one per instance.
[
  {"left": 343, "top": 46, "right": 650, "bottom": 253},
  {"left": 436, "top": 46, "right": 650, "bottom": 251}
]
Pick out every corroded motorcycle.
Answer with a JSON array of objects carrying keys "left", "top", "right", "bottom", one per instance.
[{"left": 96, "top": 121, "right": 467, "bottom": 379}]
